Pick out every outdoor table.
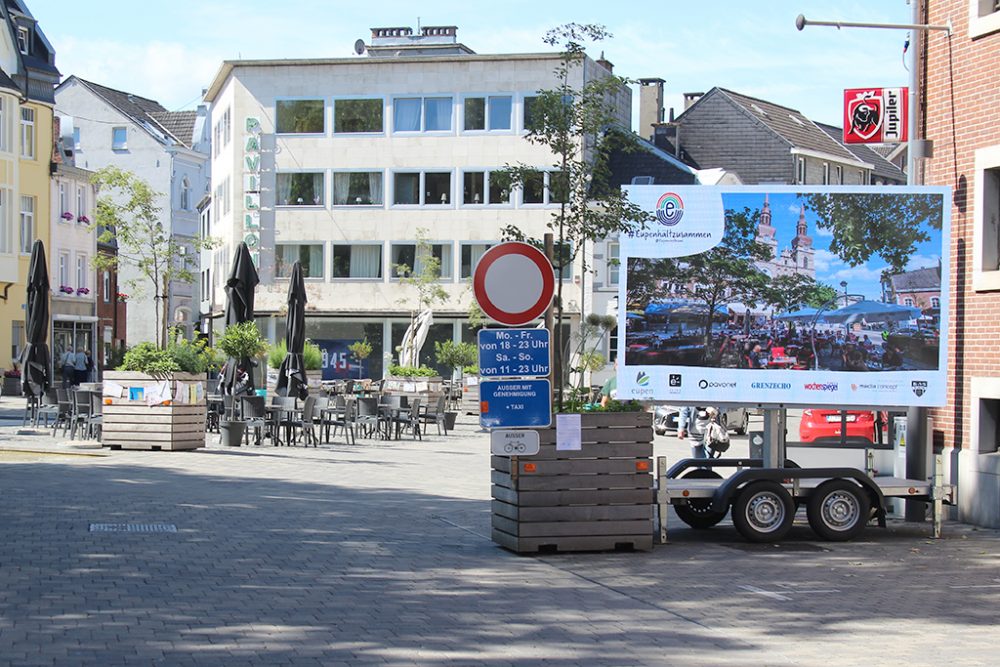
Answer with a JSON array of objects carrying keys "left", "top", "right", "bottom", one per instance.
[
  {"left": 767, "top": 356, "right": 797, "bottom": 368},
  {"left": 265, "top": 404, "right": 303, "bottom": 446}
]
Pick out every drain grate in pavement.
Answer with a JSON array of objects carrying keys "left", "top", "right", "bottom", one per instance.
[{"left": 89, "top": 523, "right": 177, "bottom": 533}]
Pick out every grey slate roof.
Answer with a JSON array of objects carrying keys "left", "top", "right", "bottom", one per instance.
[
  {"left": 72, "top": 78, "right": 194, "bottom": 148},
  {"left": 814, "top": 122, "right": 906, "bottom": 183},
  {"left": 0, "top": 65, "right": 18, "bottom": 93},
  {"left": 715, "top": 88, "right": 862, "bottom": 164},
  {"left": 889, "top": 265, "right": 941, "bottom": 292},
  {"left": 607, "top": 135, "right": 697, "bottom": 189}
]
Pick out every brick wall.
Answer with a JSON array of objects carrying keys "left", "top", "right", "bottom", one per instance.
[{"left": 923, "top": 0, "right": 1000, "bottom": 450}]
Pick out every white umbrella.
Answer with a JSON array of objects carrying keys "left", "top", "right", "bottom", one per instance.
[
  {"left": 822, "top": 300, "right": 920, "bottom": 325},
  {"left": 399, "top": 309, "right": 434, "bottom": 367}
]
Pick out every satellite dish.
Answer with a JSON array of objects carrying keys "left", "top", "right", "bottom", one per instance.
[{"left": 354, "top": 39, "right": 366, "bottom": 55}]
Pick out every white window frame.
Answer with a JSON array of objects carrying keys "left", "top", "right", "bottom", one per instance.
[
  {"left": 459, "top": 169, "right": 513, "bottom": 207},
  {"left": 822, "top": 163, "right": 830, "bottom": 185},
  {"left": 19, "top": 106, "right": 34, "bottom": 159},
  {"left": 58, "top": 251, "right": 69, "bottom": 288},
  {"left": 460, "top": 94, "right": 514, "bottom": 134},
  {"left": 969, "top": 0, "right": 1000, "bottom": 38},
  {"left": 57, "top": 182, "right": 68, "bottom": 219},
  {"left": 459, "top": 241, "right": 498, "bottom": 279},
  {"left": 0, "top": 97, "right": 7, "bottom": 153},
  {"left": 75, "top": 186, "right": 85, "bottom": 221},
  {"left": 391, "top": 95, "right": 454, "bottom": 134},
  {"left": 607, "top": 241, "right": 620, "bottom": 286},
  {"left": 274, "top": 97, "right": 326, "bottom": 136},
  {"left": 16, "top": 26, "right": 28, "bottom": 54},
  {"left": 330, "top": 169, "right": 384, "bottom": 207},
  {"left": 112, "top": 126, "right": 128, "bottom": 150},
  {"left": 76, "top": 253, "right": 87, "bottom": 292},
  {"left": 904, "top": 297, "right": 914, "bottom": 307},
  {"left": 0, "top": 188, "right": 9, "bottom": 253},
  {"left": 274, "top": 242, "right": 326, "bottom": 280},
  {"left": 973, "top": 144, "right": 1000, "bottom": 290},
  {"left": 275, "top": 170, "right": 326, "bottom": 208},
  {"left": 931, "top": 296, "right": 940, "bottom": 308},
  {"left": 389, "top": 241, "right": 454, "bottom": 281},
  {"left": 518, "top": 170, "right": 569, "bottom": 208},
  {"left": 835, "top": 164, "right": 843, "bottom": 185},
  {"left": 180, "top": 177, "right": 190, "bottom": 211},
  {"left": 222, "top": 107, "right": 231, "bottom": 146},
  {"left": 332, "top": 97, "right": 385, "bottom": 135},
  {"left": 796, "top": 157, "right": 806, "bottom": 184},
  {"left": 391, "top": 170, "right": 454, "bottom": 208},
  {"left": 103, "top": 270, "right": 111, "bottom": 304},
  {"left": 330, "top": 242, "right": 384, "bottom": 281},
  {"left": 18, "top": 195, "right": 33, "bottom": 254}
]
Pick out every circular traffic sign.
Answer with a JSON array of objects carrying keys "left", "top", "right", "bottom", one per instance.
[{"left": 473, "top": 242, "right": 555, "bottom": 326}]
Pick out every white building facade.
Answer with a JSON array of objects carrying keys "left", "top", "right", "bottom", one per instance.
[
  {"left": 202, "top": 27, "right": 629, "bottom": 379},
  {"left": 54, "top": 77, "right": 210, "bottom": 344}
]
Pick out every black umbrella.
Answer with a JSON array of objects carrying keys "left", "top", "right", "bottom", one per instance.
[
  {"left": 221, "top": 242, "right": 260, "bottom": 397},
  {"left": 275, "top": 261, "right": 308, "bottom": 400},
  {"left": 20, "top": 240, "right": 50, "bottom": 398}
]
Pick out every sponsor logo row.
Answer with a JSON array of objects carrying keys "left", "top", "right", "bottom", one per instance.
[{"left": 626, "top": 373, "right": 931, "bottom": 397}]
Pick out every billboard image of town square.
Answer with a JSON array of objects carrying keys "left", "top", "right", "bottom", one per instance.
[{"left": 624, "top": 190, "right": 945, "bottom": 373}]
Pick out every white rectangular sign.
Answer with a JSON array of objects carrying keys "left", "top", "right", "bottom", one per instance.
[{"left": 490, "top": 429, "right": 540, "bottom": 456}]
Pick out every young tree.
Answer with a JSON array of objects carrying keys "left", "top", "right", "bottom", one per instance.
[
  {"left": 91, "top": 166, "right": 214, "bottom": 348},
  {"left": 497, "top": 23, "right": 653, "bottom": 410},
  {"left": 394, "top": 228, "right": 450, "bottom": 319}
]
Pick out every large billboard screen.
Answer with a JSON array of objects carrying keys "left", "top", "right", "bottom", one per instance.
[{"left": 617, "top": 186, "right": 950, "bottom": 408}]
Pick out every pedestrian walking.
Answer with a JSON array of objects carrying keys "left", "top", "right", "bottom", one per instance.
[
  {"left": 59, "top": 348, "right": 75, "bottom": 388},
  {"left": 73, "top": 347, "right": 87, "bottom": 385}
]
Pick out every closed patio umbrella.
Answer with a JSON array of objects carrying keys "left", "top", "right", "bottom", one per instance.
[
  {"left": 275, "top": 261, "right": 308, "bottom": 400},
  {"left": 20, "top": 240, "right": 50, "bottom": 398},
  {"left": 398, "top": 308, "right": 433, "bottom": 368},
  {"left": 221, "top": 242, "right": 260, "bottom": 397}
]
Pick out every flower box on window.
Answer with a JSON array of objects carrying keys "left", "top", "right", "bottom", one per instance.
[
  {"left": 76, "top": 287, "right": 90, "bottom": 295},
  {"left": 116, "top": 292, "right": 130, "bottom": 302},
  {"left": 60, "top": 212, "right": 74, "bottom": 221},
  {"left": 58, "top": 285, "right": 74, "bottom": 295},
  {"left": 77, "top": 215, "right": 90, "bottom": 224}
]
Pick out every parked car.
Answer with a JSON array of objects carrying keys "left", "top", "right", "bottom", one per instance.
[
  {"left": 798, "top": 409, "right": 887, "bottom": 445},
  {"left": 654, "top": 405, "right": 749, "bottom": 436},
  {"left": 887, "top": 327, "right": 939, "bottom": 364}
]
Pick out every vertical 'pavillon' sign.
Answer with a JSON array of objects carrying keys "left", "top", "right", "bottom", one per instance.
[{"left": 243, "top": 117, "right": 262, "bottom": 266}]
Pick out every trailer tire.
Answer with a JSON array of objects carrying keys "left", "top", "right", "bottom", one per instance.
[
  {"left": 732, "top": 481, "right": 795, "bottom": 543},
  {"left": 807, "top": 479, "right": 870, "bottom": 542},
  {"left": 674, "top": 469, "right": 726, "bottom": 530},
  {"left": 733, "top": 410, "right": 749, "bottom": 435}
]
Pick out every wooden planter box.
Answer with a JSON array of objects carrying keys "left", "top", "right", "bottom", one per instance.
[
  {"left": 462, "top": 376, "right": 480, "bottom": 415},
  {"left": 491, "top": 411, "right": 655, "bottom": 553},
  {"left": 101, "top": 371, "right": 207, "bottom": 451}
]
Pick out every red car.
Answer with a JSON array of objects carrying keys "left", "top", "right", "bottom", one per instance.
[{"left": 798, "top": 409, "right": 886, "bottom": 445}]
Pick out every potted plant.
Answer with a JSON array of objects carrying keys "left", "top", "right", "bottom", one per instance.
[
  {"left": 216, "top": 321, "right": 268, "bottom": 446},
  {"left": 267, "top": 339, "right": 323, "bottom": 392},
  {"left": 2, "top": 367, "right": 20, "bottom": 396},
  {"left": 434, "top": 340, "right": 476, "bottom": 430},
  {"left": 347, "top": 337, "right": 373, "bottom": 379}
]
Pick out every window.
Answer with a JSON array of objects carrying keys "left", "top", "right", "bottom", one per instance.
[
  {"left": 58, "top": 251, "right": 68, "bottom": 287},
  {"left": 973, "top": 147, "right": 1000, "bottom": 289},
  {"left": 221, "top": 177, "right": 231, "bottom": 215},
  {"left": 16, "top": 26, "right": 28, "bottom": 54},
  {"left": 0, "top": 98, "right": 7, "bottom": 152},
  {"left": 822, "top": 163, "right": 830, "bottom": 185},
  {"left": 393, "top": 171, "right": 451, "bottom": 206},
  {"left": 835, "top": 165, "right": 843, "bottom": 184},
  {"left": 607, "top": 242, "right": 620, "bottom": 286},
  {"left": 275, "top": 99, "right": 324, "bottom": 134},
  {"left": 521, "top": 170, "right": 567, "bottom": 205},
  {"left": 222, "top": 107, "right": 231, "bottom": 146},
  {"left": 19, "top": 107, "right": 34, "bottom": 159},
  {"left": 393, "top": 96, "right": 453, "bottom": 132},
  {"left": 18, "top": 195, "right": 33, "bottom": 253},
  {"left": 332, "top": 172, "right": 383, "bottom": 206},
  {"left": 276, "top": 172, "right": 324, "bottom": 206},
  {"left": 904, "top": 297, "right": 914, "bottom": 307},
  {"left": 796, "top": 157, "right": 806, "bottom": 184},
  {"left": 275, "top": 244, "right": 324, "bottom": 279},
  {"left": 522, "top": 170, "right": 545, "bottom": 204},
  {"left": 462, "top": 171, "right": 511, "bottom": 205},
  {"left": 76, "top": 186, "right": 85, "bottom": 220},
  {"left": 73, "top": 127, "right": 81, "bottom": 151},
  {"left": 931, "top": 296, "right": 940, "bottom": 308},
  {"left": 553, "top": 242, "right": 571, "bottom": 281},
  {"left": 112, "top": 126, "right": 127, "bottom": 150},
  {"left": 334, "top": 99, "right": 383, "bottom": 133},
  {"left": 76, "top": 253, "right": 87, "bottom": 290},
  {"left": 11, "top": 320, "right": 24, "bottom": 362},
  {"left": 180, "top": 177, "right": 190, "bottom": 211},
  {"left": 332, "top": 244, "right": 383, "bottom": 279},
  {"left": 58, "top": 182, "right": 67, "bottom": 217},
  {"left": 970, "top": 0, "right": 1000, "bottom": 37},
  {"left": 523, "top": 96, "right": 540, "bottom": 130},
  {"left": 103, "top": 271, "right": 111, "bottom": 303},
  {"left": 0, "top": 189, "right": 9, "bottom": 253},
  {"left": 460, "top": 242, "right": 495, "bottom": 279},
  {"left": 463, "top": 95, "right": 513, "bottom": 131},
  {"left": 858, "top": 170, "right": 865, "bottom": 184},
  {"left": 391, "top": 243, "right": 453, "bottom": 280}
]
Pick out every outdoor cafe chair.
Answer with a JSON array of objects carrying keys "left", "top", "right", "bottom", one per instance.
[
  {"left": 34, "top": 389, "right": 59, "bottom": 428},
  {"left": 53, "top": 388, "right": 73, "bottom": 438},
  {"left": 70, "top": 389, "right": 95, "bottom": 440},
  {"left": 419, "top": 395, "right": 448, "bottom": 436},
  {"left": 326, "top": 396, "right": 358, "bottom": 445},
  {"left": 270, "top": 396, "right": 299, "bottom": 446},
  {"left": 320, "top": 395, "right": 347, "bottom": 443},
  {"left": 88, "top": 391, "right": 103, "bottom": 441},
  {"left": 355, "top": 397, "right": 383, "bottom": 439},
  {"left": 240, "top": 395, "right": 268, "bottom": 446},
  {"left": 391, "top": 398, "right": 422, "bottom": 441}
]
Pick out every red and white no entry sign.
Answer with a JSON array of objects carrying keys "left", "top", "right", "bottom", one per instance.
[{"left": 473, "top": 242, "right": 555, "bottom": 326}]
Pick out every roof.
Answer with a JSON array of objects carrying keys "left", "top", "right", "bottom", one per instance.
[
  {"left": 605, "top": 134, "right": 697, "bottom": 191},
  {"left": 0, "top": 65, "right": 18, "bottom": 93},
  {"left": 889, "top": 266, "right": 941, "bottom": 292},
  {"left": 68, "top": 77, "right": 195, "bottom": 149},
  {"left": 814, "top": 122, "right": 906, "bottom": 183},
  {"left": 714, "top": 88, "right": 863, "bottom": 164}
]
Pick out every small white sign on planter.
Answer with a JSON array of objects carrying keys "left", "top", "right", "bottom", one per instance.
[{"left": 491, "top": 429, "right": 540, "bottom": 456}]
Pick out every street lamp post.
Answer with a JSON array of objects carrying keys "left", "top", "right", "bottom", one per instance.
[{"left": 840, "top": 280, "right": 849, "bottom": 307}]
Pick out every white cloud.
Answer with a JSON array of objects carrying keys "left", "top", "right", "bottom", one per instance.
[
  {"left": 812, "top": 248, "right": 838, "bottom": 273},
  {"left": 814, "top": 226, "right": 834, "bottom": 238},
  {"left": 906, "top": 253, "right": 940, "bottom": 271}
]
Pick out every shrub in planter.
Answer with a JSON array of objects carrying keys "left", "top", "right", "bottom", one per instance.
[{"left": 267, "top": 339, "right": 322, "bottom": 370}]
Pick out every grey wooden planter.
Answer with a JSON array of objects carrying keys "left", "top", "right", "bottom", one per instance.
[
  {"left": 491, "top": 411, "right": 655, "bottom": 553},
  {"left": 101, "top": 371, "right": 207, "bottom": 451}
]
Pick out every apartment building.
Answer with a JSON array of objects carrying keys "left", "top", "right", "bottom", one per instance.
[{"left": 201, "top": 26, "right": 630, "bottom": 379}]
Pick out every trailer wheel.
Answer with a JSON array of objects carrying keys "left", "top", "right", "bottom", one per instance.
[
  {"left": 733, "top": 410, "right": 749, "bottom": 435},
  {"left": 732, "top": 481, "right": 795, "bottom": 542},
  {"left": 807, "top": 479, "right": 870, "bottom": 542},
  {"left": 674, "top": 469, "right": 725, "bottom": 529}
]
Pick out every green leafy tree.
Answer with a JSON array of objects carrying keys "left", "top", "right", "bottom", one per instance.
[
  {"left": 91, "top": 166, "right": 215, "bottom": 348},
  {"left": 348, "top": 338, "right": 373, "bottom": 379},
  {"left": 497, "top": 23, "right": 653, "bottom": 410},
  {"left": 434, "top": 340, "right": 477, "bottom": 381}
]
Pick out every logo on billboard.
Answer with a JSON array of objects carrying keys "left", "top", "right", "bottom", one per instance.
[
  {"left": 843, "top": 88, "right": 907, "bottom": 144},
  {"left": 804, "top": 382, "right": 838, "bottom": 392},
  {"left": 699, "top": 379, "right": 736, "bottom": 389},
  {"left": 636, "top": 372, "right": 650, "bottom": 387},
  {"left": 751, "top": 382, "right": 791, "bottom": 390},
  {"left": 912, "top": 380, "right": 928, "bottom": 397},
  {"left": 668, "top": 374, "right": 682, "bottom": 387},
  {"left": 655, "top": 193, "right": 684, "bottom": 226}
]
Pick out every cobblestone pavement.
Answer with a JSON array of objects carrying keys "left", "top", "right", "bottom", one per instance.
[{"left": 0, "top": 399, "right": 998, "bottom": 666}]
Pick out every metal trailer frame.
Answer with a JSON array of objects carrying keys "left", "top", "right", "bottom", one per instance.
[{"left": 654, "top": 407, "right": 955, "bottom": 543}]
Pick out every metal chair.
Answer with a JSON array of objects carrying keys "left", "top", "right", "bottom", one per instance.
[
  {"left": 35, "top": 389, "right": 59, "bottom": 428},
  {"left": 326, "top": 396, "right": 358, "bottom": 445},
  {"left": 240, "top": 395, "right": 268, "bottom": 446},
  {"left": 419, "top": 394, "right": 449, "bottom": 436},
  {"left": 88, "top": 391, "right": 103, "bottom": 441},
  {"left": 270, "top": 396, "right": 298, "bottom": 446},
  {"left": 355, "top": 397, "right": 382, "bottom": 439},
  {"left": 392, "top": 398, "right": 422, "bottom": 440},
  {"left": 69, "top": 389, "right": 94, "bottom": 440}
]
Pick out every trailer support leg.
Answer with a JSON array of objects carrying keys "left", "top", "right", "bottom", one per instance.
[
  {"left": 932, "top": 453, "right": 944, "bottom": 539},
  {"left": 656, "top": 456, "right": 669, "bottom": 544},
  {"left": 762, "top": 408, "right": 786, "bottom": 469}
]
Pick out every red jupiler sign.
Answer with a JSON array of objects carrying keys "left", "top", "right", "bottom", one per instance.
[{"left": 843, "top": 87, "right": 908, "bottom": 144}]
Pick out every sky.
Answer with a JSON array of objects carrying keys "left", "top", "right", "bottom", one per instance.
[
  {"left": 30, "top": 1, "right": 916, "bottom": 127},
  {"left": 722, "top": 192, "right": 943, "bottom": 300}
]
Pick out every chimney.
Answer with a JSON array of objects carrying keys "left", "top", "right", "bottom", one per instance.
[
  {"left": 683, "top": 92, "right": 704, "bottom": 111},
  {"left": 596, "top": 51, "right": 614, "bottom": 73},
  {"left": 638, "top": 77, "right": 665, "bottom": 142}
]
